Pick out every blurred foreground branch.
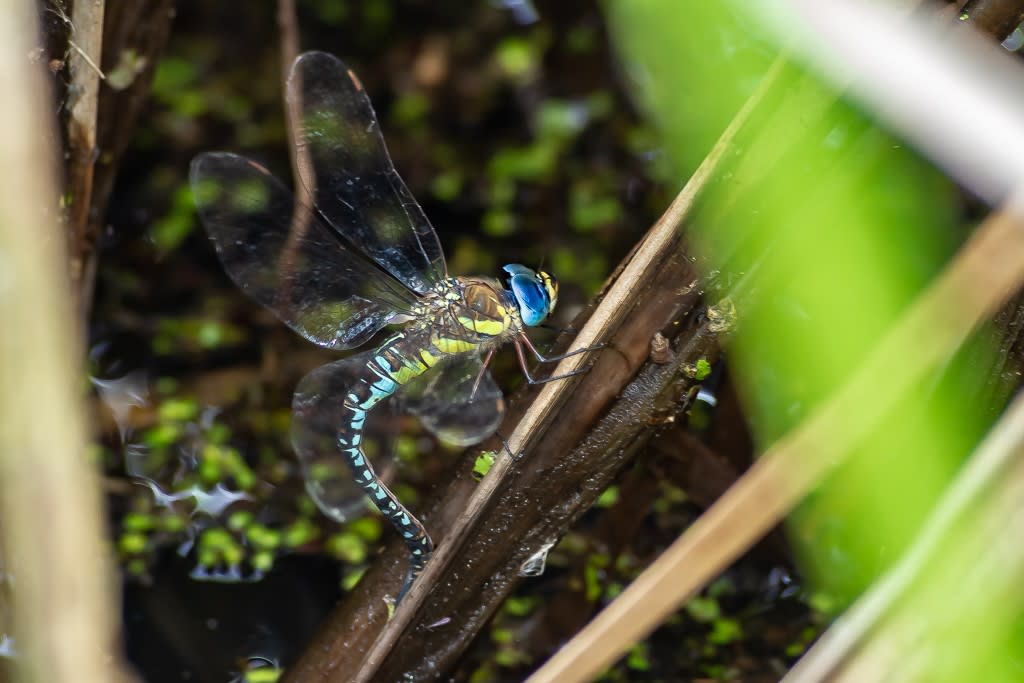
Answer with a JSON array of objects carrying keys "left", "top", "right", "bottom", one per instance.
[
  {"left": 786, "top": 338, "right": 1024, "bottom": 680},
  {"left": 0, "top": 2, "right": 127, "bottom": 681}
]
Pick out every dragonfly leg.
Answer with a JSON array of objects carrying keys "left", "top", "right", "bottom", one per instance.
[
  {"left": 471, "top": 348, "right": 497, "bottom": 398},
  {"left": 514, "top": 339, "right": 592, "bottom": 385},
  {"left": 520, "top": 332, "right": 604, "bottom": 364},
  {"left": 494, "top": 430, "right": 525, "bottom": 461}
]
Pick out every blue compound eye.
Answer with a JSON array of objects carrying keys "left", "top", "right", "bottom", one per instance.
[{"left": 502, "top": 263, "right": 553, "bottom": 327}]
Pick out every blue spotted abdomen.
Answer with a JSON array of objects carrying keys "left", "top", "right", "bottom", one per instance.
[{"left": 336, "top": 336, "right": 441, "bottom": 594}]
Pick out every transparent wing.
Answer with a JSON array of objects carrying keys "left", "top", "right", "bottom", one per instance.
[
  {"left": 190, "top": 152, "right": 421, "bottom": 350},
  {"left": 287, "top": 51, "right": 447, "bottom": 294},
  {"left": 291, "top": 352, "right": 393, "bottom": 522},
  {"left": 398, "top": 354, "right": 506, "bottom": 447}
]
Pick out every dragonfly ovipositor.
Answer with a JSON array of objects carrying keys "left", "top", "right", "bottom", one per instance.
[{"left": 190, "top": 51, "right": 589, "bottom": 602}]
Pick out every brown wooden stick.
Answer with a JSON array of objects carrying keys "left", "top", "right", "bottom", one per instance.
[{"left": 525, "top": 201, "right": 1024, "bottom": 683}]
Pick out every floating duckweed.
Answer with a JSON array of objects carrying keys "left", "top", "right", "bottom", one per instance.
[
  {"left": 327, "top": 531, "right": 367, "bottom": 564},
  {"left": 308, "top": 461, "right": 338, "bottom": 482},
  {"left": 785, "top": 641, "right": 807, "bottom": 658},
  {"left": 595, "top": 484, "right": 619, "bottom": 508},
  {"left": 228, "top": 510, "right": 253, "bottom": 531},
  {"left": 431, "top": 171, "right": 463, "bottom": 201},
  {"left": 150, "top": 185, "right": 198, "bottom": 252},
  {"left": 160, "top": 515, "right": 186, "bottom": 533},
  {"left": 123, "top": 511, "right": 156, "bottom": 533},
  {"left": 199, "top": 444, "right": 225, "bottom": 483},
  {"left": 119, "top": 532, "right": 148, "bottom": 555},
  {"left": 244, "top": 669, "right": 282, "bottom": 683},
  {"left": 341, "top": 567, "right": 366, "bottom": 591},
  {"left": 152, "top": 56, "right": 197, "bottom": 96},
  {"left": 483, "top": 209, "right": 516, "bottom": 237},
  {"left": 250, "top": 550, "right": 275, "bottom": 573},
  {"left": 785, "top": 625, "right": 819, "bottom": 658},
  {"left": 158, "top": 396, "right": 198, "bottom": 422},
  {"left": 195, "top": 320, "right": 226, "bottom": 348},
  {"left": 144, "top": 422, "right": 181, "bottom": 449},
  {"left": 125, "top": 558, "right": 148, "bottom": 577},
  {"left": 493, "top": 647, "right": 527, "bottom": 667},
  {"left": 393, "top": 483, "right": 419, "bottom": 507},
  {"left": 626, "top": 643, "right": 650, "bottom": 671},
  {"left": 708, "top": 576, "right": 733, "bottom": 597},
  {"left": 197, "top": 546, "right": 218, "bottom": 568},
  {"left": 503, "top": 596, "right": 536, "bottom": 617},
  {"left": 391, "top": 92, "right": 429, "bottom": 127},
  {"left": 155, "top": 377, "right": 178, "bottom": 394},
  {"left": 245, "top": 524, "right": 281, "bottom": 551},
  {"left": 809, "top": 591, "right": 839, "bottom": 615},
  {"left": 205, "top": 421, "right": 231, "bottom": 444},
  {"left": 686, "top": 595, "right": 720, "bottom": 622},
  {"left": 198, "top": 527, "right": 244, "bottom": 568},
  {"left": 537, "top": 99, "right": 586, "bottom": 141},
  {"left": 473, "top": 451, "right": 496, "bottom": 479},
  {"left": 708, "top": 617, "right": 743, "bottom": 645},
  {"left": 694, "top": 358, "right": 712, "bottom": 381},
  {"left": 394, "top": 434, "right": 418, "bottom": 462},
  {"left": 223, "top": 449, "right": 258, "bottom": 490},
  {"left": 490, "top": 177, "right": 516, "bottom": 204},
  {"left": 495, "top": 37, "right": 535, "bottom": 77},
  {"left": 489, "top": 144, "right": 556, "bottom": 182},
  {"left": 282, "top": 518, "right": 319, "bottom": 548},
  {"left": 653, "top": 481, "right": 688, "bottom": 514},
  {"left": 491, "top": 627, "right": 515, "bottom": 646},
  {"left": 349, "top": 517, "right": 382, "bottom": 542},
  {"left": 296, "top": 495, "right": 319, "bottom": 518},
  {"left": 584, "top": 559, "right": 604, "bottom": 602},
  {"left": 569, "top": 181, "right": 622, "bottom": 233},
  {"left": 469, "top": 663, "right": 497, "bottom": 683}
]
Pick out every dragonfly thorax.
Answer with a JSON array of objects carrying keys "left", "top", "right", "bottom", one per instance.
[{"left": 414, "top": 276, "right": 522, "bottom": 345}]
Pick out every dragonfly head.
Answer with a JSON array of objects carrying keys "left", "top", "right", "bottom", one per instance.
[{"left": 502, "top": 264, "right": 558, "bottom": 327}]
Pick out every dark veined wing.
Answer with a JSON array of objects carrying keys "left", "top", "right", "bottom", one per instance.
[
  {"left": 292, "top": 352, "right": 379, "bottom": 522},
  {"left": 190, "top": 152, "right": 421, "bottom": 350},
  {"left": 292, "top": 351, "right": 503, "bottom": 523},
  {"left": 287, "top": 51, "right": 447, "bottom": 294},
  {"left": 397, "top": 354, "right": 506, "bottom": 447}
]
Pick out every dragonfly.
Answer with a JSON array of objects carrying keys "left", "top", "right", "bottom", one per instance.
[{"left": 190, "top": 51, "right": 591, "bottom": 601}]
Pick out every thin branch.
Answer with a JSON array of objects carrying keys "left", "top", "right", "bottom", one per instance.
[
  {"left": 66, "top": 0, "right": 105, "bottom": 320},
  {"left": 276, "top": 0, "right": 316, "bottom": 306},
  {"left": 82, "top": 0, "right": 175, "bottom": 322},
  {"left": 0, "top": 1, "right": 127, "bottom": 680},
  {"left": 784, "top": 333, "right": 1024, "bottom": 680}
]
